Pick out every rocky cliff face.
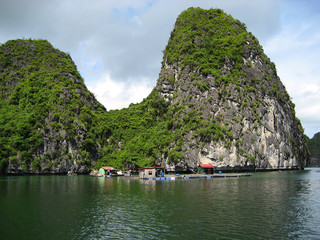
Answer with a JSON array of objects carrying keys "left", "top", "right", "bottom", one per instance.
[
  {"left": 0, "top": 39, "right": 107, "bottom": 174},
  {"left": 155, "top": 8, "right": 309, "bottom": 171},
  {"left": 307, "top": 133, "right": 320, "bottom": 167},
  {"left": 0, "top": 8, "right": 310, "bottom": 175}
]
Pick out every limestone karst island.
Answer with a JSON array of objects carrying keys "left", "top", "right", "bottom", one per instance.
[{"left": 0, "top": 7, "right": 310, "bottom": 176}]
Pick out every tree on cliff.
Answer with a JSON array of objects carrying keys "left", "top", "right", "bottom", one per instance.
[
  {"left": 0, "top": 39, "right": 108, "bottom": 174},
  {"left": 0, "top": 7, "right": 309, "bottom": 174},
  {"left": 101, "top": 7, "right": 309, "bottom": 171}
]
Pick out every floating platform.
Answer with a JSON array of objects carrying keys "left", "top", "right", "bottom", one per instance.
[{"left": 141, "top": 173, "right": 253, "bottom": 180}]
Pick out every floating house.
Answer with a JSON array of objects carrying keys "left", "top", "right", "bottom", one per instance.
[
  {"left": 139, "top": 166, "right": 165, "bottom": 179},
  {"left": 198, "top": 164, "right": 214, "bottom": 174},
  {"left": 99, "top": 166, "right": 122, "bottom": 176}
]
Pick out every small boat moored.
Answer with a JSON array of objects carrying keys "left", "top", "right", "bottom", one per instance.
[{"left": 99, "top": 166, "right": 124, "bottom": 177}]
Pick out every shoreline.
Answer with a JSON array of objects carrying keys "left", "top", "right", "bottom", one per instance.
[{"left": 92, "top": 172, "right": 254, "bottom": 180}]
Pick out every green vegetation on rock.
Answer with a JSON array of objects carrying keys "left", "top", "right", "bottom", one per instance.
[
  {"left": 307, "top": 133, "right": 320, "bottom": 166},
  {"left": 0, "top": 39, "right": 107, "bottom": 173},
  {"left": 164, "top": 8, "right": 249, "bottom": 76},
  {"left": 157, "top": 7, "right": 308, "bottom": 170},
  {"left": 0, "top": 7, "right": 309, "bottom": 174}
]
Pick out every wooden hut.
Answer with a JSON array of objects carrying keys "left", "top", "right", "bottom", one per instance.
[
  {"left": 139, "top": 166, "right": 165, "bottom": 179},
  {"left": 99, "top": 166, "right": 121, "bottom": 176},
  {"left": 198, "top": 164, "right": 214, "bottom": 174}
]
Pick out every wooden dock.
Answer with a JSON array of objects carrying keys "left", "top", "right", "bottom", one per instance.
[{"left": 140, "top": 173, "right": 253, "bottom": 180}]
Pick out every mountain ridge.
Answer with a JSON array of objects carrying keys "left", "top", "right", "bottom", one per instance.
[
  {"left": 154, "top": 7, "right": 308, "bottom": 171},
  {"left": 0, "top": 39, "right": 107, "bottom": 174},
  {"left": 0, "top": 7, "right": 309, "bottom": 174}
]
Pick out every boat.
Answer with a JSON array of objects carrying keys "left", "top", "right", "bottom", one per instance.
[{"left": 99, "top": 166, "right": 124, "bottom": 177}]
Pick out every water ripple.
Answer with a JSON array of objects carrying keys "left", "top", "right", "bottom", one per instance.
[{"left": 2, "top": 171, "right": 319, "bottom": 240}]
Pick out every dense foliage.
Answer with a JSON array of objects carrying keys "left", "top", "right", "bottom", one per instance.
[
  {"left": 97, "top": 90, "right": 171, "bottom": 168},
  {"left": 164, "top": 8, "right": 248, "bottom": 75},
  {"left": 100, "top": 8, "right": 306, "bottom": 170},
  {"left": 307, "top": 133, "right": 320, "bottom": 166},
  {"left": 0, "top": 7, "right": 309, "bottom": 174},
  {"left": 0, "top": 39, "right": 107, "bottom": 173},
  {"left": 0, "top": 39, "right": 178, "bottom": 173}
]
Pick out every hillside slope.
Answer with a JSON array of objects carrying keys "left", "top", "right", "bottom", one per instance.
[
  {"left": 0, "top": 39, "right": 108, "bottom": 174},
  {"left": 154, "top": 7, "right": 309, "bottom": 171},
  {"left": 99, "top": 7, "right": 309, "bottom": 172},
  {"left": 0, "top": 8, "right": 309, "bottom": 174}
]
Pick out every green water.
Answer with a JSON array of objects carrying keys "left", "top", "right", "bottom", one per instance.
[{"left": 0, "top": 169, "right": 319, "bottom": 240}]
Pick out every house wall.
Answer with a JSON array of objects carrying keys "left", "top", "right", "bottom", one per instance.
[
  {"left": 139, "top": 171, "right": 145, "bottom": 179},
  {"left": 139, "top": 169, "right": 157, "bottom": 179}
]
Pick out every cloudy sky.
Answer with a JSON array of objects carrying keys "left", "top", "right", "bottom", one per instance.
[{"left": 0, "top": 0, "right": 319, "bottom": 138}]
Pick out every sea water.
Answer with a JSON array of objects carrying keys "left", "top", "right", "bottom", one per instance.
[{"left": 0, "top": 168, "right": 319, "bottom": 239}]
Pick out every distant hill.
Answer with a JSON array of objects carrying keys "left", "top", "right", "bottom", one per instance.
[
  {"left": 0, "top": 7, "right": 310, "bottom": 175},
  {"left": 307, "top": 133, "right": 320, "bottom": 166}
]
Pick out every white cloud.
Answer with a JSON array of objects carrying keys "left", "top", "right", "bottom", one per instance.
[
  {"left": 88, "top": 74, "right": 153, "bottom": 110},
  {"left": 263, "top": 1, "right": 320, "bottom": 137}
]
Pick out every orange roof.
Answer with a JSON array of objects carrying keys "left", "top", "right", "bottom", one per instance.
[
  {"left": 141, "top": 166, "right": 165, "bottom": 169},
  {"left": 101, "top": 166, "right": 119, "bottom": 170},
  {"left": 199, "top": 164, "right": 214, "bottom": 168}
]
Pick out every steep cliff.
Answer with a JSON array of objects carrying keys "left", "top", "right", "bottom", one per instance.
[
  {"left": 0, "top": 8, "right": 310, "bottom": 174},
  {"left": 0, "top": 39, "right": 108, "bottom": 174},
  {"left": 155, "top": 8, "right": 309, "bottom": 171},
  {"left": 307, "top": 133, "right": 320, "bottom": 167}
]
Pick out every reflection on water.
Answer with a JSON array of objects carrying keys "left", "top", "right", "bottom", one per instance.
[{"left": 1, "top": 169, "right": 320, "bottom": 240}]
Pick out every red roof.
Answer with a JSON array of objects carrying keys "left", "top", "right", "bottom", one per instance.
[
  {"left": 199, "top": 164, "right": 214, "bottom": 168},
  {"left": 101, "top": 166, "right": 119, "bottom": 170},
  {"left": 141, "top": 166, "right": 165, "bottom": 169}
]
